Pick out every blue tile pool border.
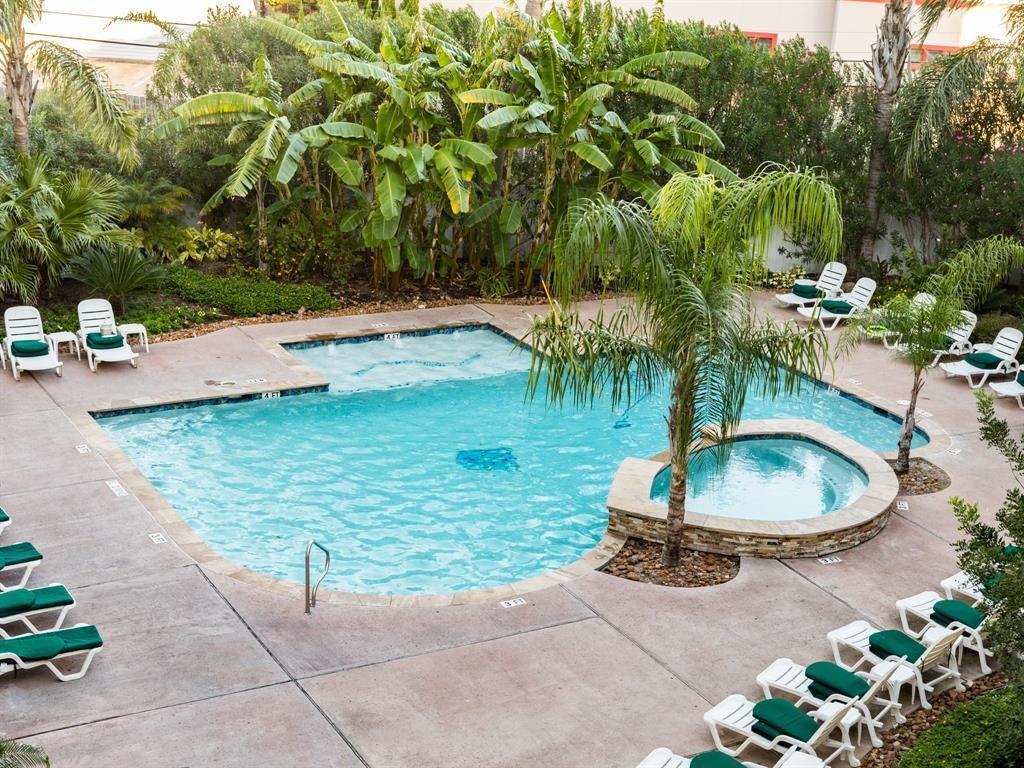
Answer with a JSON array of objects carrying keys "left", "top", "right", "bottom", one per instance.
[
  {"left": 89, "top": 322, "right": 928, "bottom": 445},
  {"left": 90, "top": 384, "right": 329, "bottom": 419}
]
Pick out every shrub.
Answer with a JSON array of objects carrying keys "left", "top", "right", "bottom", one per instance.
[
  {"left": 897, "top": 689, "right": 1024, "bottom": 768},
  {"left": 164, "top": 265, "right": 337, "bottom": 316},
  {"left": 64, "top": 248, "right": 167, "bottom": 314}
]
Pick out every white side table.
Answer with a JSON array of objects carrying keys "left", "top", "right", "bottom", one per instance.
[
  {"left": 118, "top": 323, "right": 149, "bottom": 352},
  {"left": 48, "top": 331, "right": 81, "bottom": 360}
]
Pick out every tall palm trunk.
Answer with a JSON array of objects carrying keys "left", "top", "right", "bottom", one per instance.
[
  {"left": 663, "top": 359, "right": 698, "bottom": 567},
  {"left": 895, "top": 368, "right": 924, "bottom": 475},
  {"left": 4, "top": 20, "right": 35, "bottom": 157},
  {"left": 859, "top": 0, "right": 912, "bottom": 269}
]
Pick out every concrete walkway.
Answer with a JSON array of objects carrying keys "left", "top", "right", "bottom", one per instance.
[{"left": 0, "top": 295, "right": 1016, "bottom": 768}]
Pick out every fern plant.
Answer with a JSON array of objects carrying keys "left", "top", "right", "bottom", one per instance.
[{"left": 64, "top": 248, "right": 167, "bottom": 315}]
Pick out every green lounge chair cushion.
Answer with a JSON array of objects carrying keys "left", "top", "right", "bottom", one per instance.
[
  {"left": 0, "top": 506, "right": 8, "bottom": 523},
  {"left": 964, "top": 352, "right": 1002, "bottom": 370},
  {"left": 0, "top": 542, "right": 42, "bottom": 569},
  {"left": 869, "top": 629, "right": 925, "bottom": 663},
  {"left": 820, "top": 299, "right": 853, "bottom": 315},
  {"left": 10, "top": 339, "right": 49, "bottom": 358},
  {"left": 792, "top": 283, "right": 824, "bottom": 300},
  {"left": 86, "top": 332, "right": 124, "bottom": 350},
  {"left": 805, "top": 661, "right": 870, "bottom": 700},
  {"left": 752, "top": 698, "right": 819, "bottom": 744},
  {"left": 1016, "top": 370, "right": 1024, "bottom": 386},
  {"left": 0, "top": 585, "right": 73, "bottom": 619},
  {"left": 931, "top": 599, "right": 985, "bottom": 629},
  {"left": 0, "top": 624, "right": 102, "bottom": 661},
  {"left": 691, "top": 751, "right": 746, "bottom": 768}
]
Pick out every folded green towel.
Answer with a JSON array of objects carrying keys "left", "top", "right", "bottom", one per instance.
[
  {"left": 869, "top": 629, "right": 925, "bottom": 663},
  {"left": 820, "top": 299, "right": 853, "bottom": 315},
  {"left": 931, "top": 599, "right": 985, "bottom": 629},
  {"left": 806, "top": 660, "right": 870, "bottom": 700},
  {"left": 10, "top": 339, "right": 49, "bottom": 358},
  {"left": 965, "top": 352, "right": 1002, "bottom": 370},
  {"left": 792, "top": 283, "right": 824, "bottom": 300},
  {"left": 752, "top": 698, "right": 819, "bottom": 743},
  {"left": 86, "top": 332, "right": 125, "bottom": 350}
]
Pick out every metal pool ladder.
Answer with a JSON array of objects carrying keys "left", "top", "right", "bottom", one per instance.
[{"left": 305, "top": 540, "right": 331, "bottom": 614}]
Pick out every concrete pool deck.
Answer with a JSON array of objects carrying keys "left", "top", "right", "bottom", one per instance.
[{"left": 0, "top": 293, "right": 1017, "bottom": 767}]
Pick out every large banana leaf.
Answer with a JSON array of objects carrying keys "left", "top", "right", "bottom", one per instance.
[
  {"left": 475, "top": 105, "right": 523, "bottom": 131},
  {"left": 621, "top": 78, "right": 697, "bottom": 111},
  {"left": 322, "top": 144, "right": 362, "bottom": 186},
  {"left": 620, "top": 51, "right": 708, "bottom": 74},
  {"left": 259, "top": 18, "right": 340, "bottom": 57},
  {"left": 363, "top": 209, "right": 400, "bottom": 247},
  {"left": 377, "top": 163, "right": 406, "bottom": 220},
  {"left": 569, "top": 142, "right": 612, "bottom": 171},
  {"left": 433, "top": 148, "right": 470, "bottom": 214},
  {"left": 463, "top": 197, "right": 502, "bottom": 227},
  {"left": 285, "top": 79, "right": 328, "bottom": 110},
  {"left": 380, "top": 239, "right": 401, "bottom": 272},
  {"left": 174, "top": 92, "right": 277, "bottom": 120},
  {"left": 632, "top": 138, "right": 660, "bottom": 168},
  {"left": 272, "top": 133, "right": 309, "bottom": 183},
  {"left": 223, "top": 116, "right": 291, "bottom": 198},
  {"left": 459, "top": 89, "right": 518, "bottom": 105},
  {"left": 498, "top": 201, "right": 523, "bottom": 234},
  {"left": 311, "top": 55, "right": 396, "bottom": 86},
  {"left": 441, "top": 139, "right": 497, "bottom": 166}
]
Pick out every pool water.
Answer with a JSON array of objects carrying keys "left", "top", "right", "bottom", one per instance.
[
  {"left": 100, "top": 327, "right": 925, "bottom": 595},
  {"left": 650, "top": 438, "right": 869, "bottom": 521}
]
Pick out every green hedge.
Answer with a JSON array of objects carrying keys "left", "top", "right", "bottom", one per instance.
[
  {"left": 897, "top": 689, "right": 1024, "bottom": 768},
  {"left": 165, "top": 266, "right": 337, "bottom": 316}
]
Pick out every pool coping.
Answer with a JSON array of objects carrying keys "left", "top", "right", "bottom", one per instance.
[
  {"left": 606, "top": 420, "right": 900, "bottom": 557},
  {"left": 68, "top": 315, "right": 950, "bottom": 607}
]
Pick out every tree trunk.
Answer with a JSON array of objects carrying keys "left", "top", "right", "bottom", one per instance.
[
  {"left": 255, "top": 180, "right": 268, "bottom": 271},
  {"left": 895, "top": 368, "right": 924, "bottom": 475},
  {"left": 524, "top": 0, "right": 543, "bottom": 18},
  {"left": 662, "top": 455, "right": 688, "bottom": 567},
  {"left": 661, "top": 376, "right": 694, "bottom": 568},
  {"left": 859, "top": 0, "right": 912, "bottom": 269},
  {"left": 5, "top": 20, "right": 36, "bottom": 157}
]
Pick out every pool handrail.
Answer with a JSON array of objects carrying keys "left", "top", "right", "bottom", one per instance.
[{"left": 305, "top": 540, "right": 331, "bottom": 614}]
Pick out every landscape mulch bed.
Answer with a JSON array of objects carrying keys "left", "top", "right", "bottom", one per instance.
[
  {"left": 859, "top": 673, "right": 1009, "bottom": 767},
  {"left": 602, "top": 537, "right": 739, "bottom": 587},
  {"left": 886, "top": 458, "right": 952, "bottom": 496}
]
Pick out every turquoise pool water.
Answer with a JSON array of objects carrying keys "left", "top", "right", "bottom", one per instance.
[
  {"left": 650, "top": 437, "right": 869, "bottom": 521},
  {"left": 100, "top": 327, "right": 925, "bottom": 595}
]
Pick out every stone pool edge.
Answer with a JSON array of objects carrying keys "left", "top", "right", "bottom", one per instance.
[
  {"left": 67, "top": 315, "right": 947, "bottom": 608},
  {"left": 606, "top": 419, "right": 901, "bottom": 558}
]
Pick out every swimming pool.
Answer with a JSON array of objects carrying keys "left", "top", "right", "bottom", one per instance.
[
  {"left": 99, "top": 326, "right": 926, "bottom": 595},
  {"left": 649, "top": 437, "right": 869, "bottom": 521}
]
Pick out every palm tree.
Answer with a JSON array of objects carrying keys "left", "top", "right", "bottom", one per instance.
[
  {"left": 0, "top": 0, "right": 137, "bottom": 167},
  {"left": 0, "top": 155, "right": 131, "bottom": 301},
  {"left": 526, "top": 165, "right": 841, "bottom": 566},
  {"left": 860, "top": 0, "right": 913, "bottom": 269},
  {"left": 0, "top": 735, "right": 48, "bottom": 768},
  {"left": 857, "top": 236, "right": 1024, "bottom": 474},
  {"left": 894, "top": 0, "right": 1024, "bottom": 175}
]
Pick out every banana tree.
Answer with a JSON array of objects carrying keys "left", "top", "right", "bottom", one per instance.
[
  {"left": 458, "top": 3, "right": 711, "bottom": 288},
  {"left": 153, "top": 55, "right": 327, "bottom": 265}
]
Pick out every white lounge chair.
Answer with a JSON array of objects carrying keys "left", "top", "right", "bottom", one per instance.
[
  {"left": 941, "top": 570, "right": 984, "bottom": 605},
  {"left": 928, "top": 310, "right": 977, "bottom": 367},
  {"left": 0, "top": 584, "right": 75, "bottom": 637},
  {"left": 756, "top": 658, "right": 902, "bottom": 748},
  {"left": 0, "top": 623, "right": 102, "bottom": 681},
  {"left": 3, "top": 306, "right": 62, "bottom": 381},
  {"left": 827, "top": 620, "right": 965, "bottom": 710},
  {"left": 776, "top": 263, "right": 848, "bottom": 308},
  {"left": 0, "top": 542, "right": 43, "bottom": 592},
  {"left": 637, "top": 747, "right": 826, "bottom": 768},
  {"left": 939, "top": 327, "right": 1022, "bottom": 389},
  {"left": 797, "top": 278, "right": 876, "bottom": 331},
  {"left": 896, "top": 591, "right": 993, "bottom": 674},
  {"left": 989, "top": 373, "right": 1024, "bottom": 409},
  {"left": 704, "top": 694, "right": 857, "bottom": 766},
  {"left": 77, "top": 299, "right": 140, "bottom": 372}
]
